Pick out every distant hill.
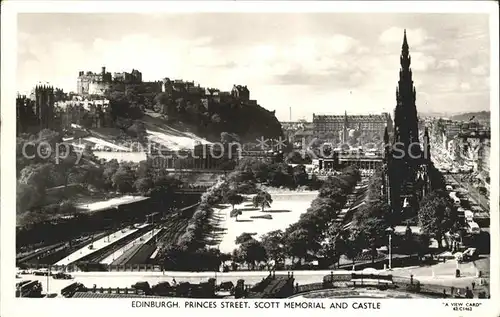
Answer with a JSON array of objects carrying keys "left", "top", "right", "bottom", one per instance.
[
  {"left": 419, "top": 111, "right": 450, "bottom": 118},
  {"left": 449, "top": 111, "right": 490, "bottom": 122}
]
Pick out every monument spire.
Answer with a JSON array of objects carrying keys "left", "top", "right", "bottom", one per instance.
[{"left": 393, "top": 29, "right": 420, "bottom": 148}]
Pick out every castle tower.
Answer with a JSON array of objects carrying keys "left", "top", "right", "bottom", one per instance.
[
  {"left": 34, "top": 85, "right": 55, "bottom": 130},
  {"left": 16, "top": 94, "right": 28, "bottom": 134}
]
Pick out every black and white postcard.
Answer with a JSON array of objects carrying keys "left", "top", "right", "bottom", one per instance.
[{"left": 1, "top": 1, "right": 498, "bottom": 317}]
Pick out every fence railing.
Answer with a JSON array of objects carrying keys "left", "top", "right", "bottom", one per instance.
[
  {"left": 21, "top": 263, "right": 163, "bottom": 272},
  {"left": 294, "top": 272, "right": 478, "bottom": 298}
]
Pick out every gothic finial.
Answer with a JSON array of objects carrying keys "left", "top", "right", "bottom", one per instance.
[{"left": 402, "top": 29, "right": 409, "bottom": 52}]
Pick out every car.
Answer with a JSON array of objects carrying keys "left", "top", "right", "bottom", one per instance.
[
  {"left": 52, "top": 272, "right": 73, "bottom": 280},
  {"left": 33, "top": 268, "right": 50, "bottom": 276},
  {"left": 466, "top": 221, "right": 480, "bottom": 234}
]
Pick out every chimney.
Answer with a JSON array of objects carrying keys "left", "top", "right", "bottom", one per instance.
[{"left": 102, "top": 66, "right": 106, "bottom": 75}]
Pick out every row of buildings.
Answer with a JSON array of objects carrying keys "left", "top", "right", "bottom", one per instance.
[
  {"left": 282, "top": 111, "right": 392, "bottom": 147},
  {"left": 77, "top": 66, "right": 258, "bottom": 106},
  {"left": 16, "top": 66, "right": 260, "bottom": 135},
  {"left": 16, "top": 86, "right": 112, "bottom": 134},
  {"left": 429, "top": 118, "right": 491, "bottom": 175}
]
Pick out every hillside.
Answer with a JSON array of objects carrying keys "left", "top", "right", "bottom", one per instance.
[
  {"left": 449, "top": 111, "right": 490, "bottom": 122},
  {"left": 105, "top": 81, "right": 283, "bottom": 143}
]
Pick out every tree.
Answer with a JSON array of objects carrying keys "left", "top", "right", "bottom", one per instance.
[
  {"left": 235, "top": 233, "right": 255, "bottom": 245},
  {"left": 358, "top": 217, "right": 388, "bottom": 263},
  {"left": 321, "top": 223, "right": 346, "bottom": 268},
  {"left": 228, "top": 169, "right": 255, "bottom": 184},
  {"left": 221, "top": 132, "right": 240, "bottom": 144},
  {"left": 261, "top": 230, "right": 285, "bottom": 264},
  {"left": 343, "top": 230, "right": 363, "bottom": 268},
  {"left": 266, "top": 163, "right": 293, "bottom": 187},
  {"left": 103, "top": 159, "right": 120, "bottom": 189},
  {"left": 58, "top": 151, "right": 80, "bottom": 188},
  {"left": 127, "top": 120, "right": 148, "bottom": 144},
  {"left": 284, "top": 227, "right": 310, "bottom": 265},
  {"left": 252, "top": 190, "right": 273, "bottom": 212},
  {"left": 18, "top": 163, "right": 52, "bottom": 194},
  {"left": 402, "top": 225, "right": 415, "bottom": 255},
  {"left": 240, "top": 239, "right": 267, "bottom": 270},
  {"left": 286, "top": 151, "right": 311, "bottom": 164},
  {"left": 112, "top": 164, "right": 136, "bottom": 193},
  {"left": 418, "top": 190, "right": 455, "bottom": 249},
  {"left": 17, "top": 183, "right": 42, "bottom": 214},
  {"left": 134, "top": 177, "right": 153, "bottom": 195},
  {"left": 225, "top": 191, "right": 244, "bottom": 211},
  {"left": 211, "top": 114, "right": 221, "bottom": 124},
  {"left": 292, "top": 164, "right": 309, "bottom": 187},
  {"left": 415, "top": 234, "right": 431, "bottom": 260},
  {"left": 230, "top": 209, "right": 243, "bottom": 221}
]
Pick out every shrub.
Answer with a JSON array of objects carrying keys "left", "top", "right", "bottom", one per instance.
[{"left": 406, "top": 283, "right": 421, "bottom": 293}]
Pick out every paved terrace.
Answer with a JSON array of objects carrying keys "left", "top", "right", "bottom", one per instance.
[
  {"left": 54, "top": 224, "right": 148, "bottom": 266},
  {"left": 76, "top": 195, "right": 149, "bottom": 213}
]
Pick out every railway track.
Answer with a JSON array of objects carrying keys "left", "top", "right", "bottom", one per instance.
[
  {"left": 111, "top": 228, "right": 166, "bottom": 266},
  {"left": 78, "top": 226, "right": 151, "bottom": 264},
  {"left": 118, "top": 205, "right": 198, "bottom": 265},
  {"left": 18, "top": 231, "right": 111, "bottom": 265}
]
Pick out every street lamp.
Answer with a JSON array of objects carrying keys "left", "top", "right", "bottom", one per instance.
[{"left": 386, "top": 227, "right": 394, "bottom": 271}]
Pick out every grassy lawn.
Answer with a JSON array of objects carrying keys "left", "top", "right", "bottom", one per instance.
[{"left": 215, "top": 191, "right": 318, "bottom": 254}]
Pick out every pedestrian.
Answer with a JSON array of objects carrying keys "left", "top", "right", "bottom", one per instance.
[
  {"left": 465, "top": 287, "right": 473, "bottom": 299},
  {"left": 472, "top": 281, "right": 475, "bottom": 290},
  {"left": 172, "top": 278, "right": 177, "bottom": 286}
]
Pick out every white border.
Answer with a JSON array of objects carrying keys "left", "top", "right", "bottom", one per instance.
[{"left": 1, "top": 1, "right": 499, "bottom": 317}]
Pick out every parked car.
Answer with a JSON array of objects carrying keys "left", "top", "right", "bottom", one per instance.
[
  {"left": 52, "top": 272, "right": 73, "bottom": 280},
  {"left": 466, "top": 221, "right": 480, "bottom": 235},
  {"left": 33, "top": 268, "right": 50, "bottom": 276}
]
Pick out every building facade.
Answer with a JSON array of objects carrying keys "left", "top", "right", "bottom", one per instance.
[
  {"left": 312, "top": 112, "right": 392, "bottom": 138},
  {"left": 148, "top": 143, "right": 239, "bottom": 171},
  {"left": 77, "top": 67, "right": 144, "bottom": 96},
  {"left": 56, "top": 97, "right": 111, "bottom": 129}
]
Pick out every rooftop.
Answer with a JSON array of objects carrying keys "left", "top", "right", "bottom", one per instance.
[
  {"left": 72, "top": 292, "right": 163, "bottom": 298},
  {"left": 313, "top": 114, "right": 387, "bottom": 122}
]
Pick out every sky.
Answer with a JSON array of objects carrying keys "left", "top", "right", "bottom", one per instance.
[{"left": 17, "top": 13, "right": 491, "bottom": 121}]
